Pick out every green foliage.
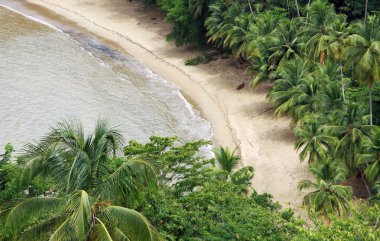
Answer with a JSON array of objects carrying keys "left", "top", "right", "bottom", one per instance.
[
  {"left": 300, "top": 204, "right": 380, "bottom": 240},
  {"left": 126, "top": 138, "right": 303, "bottom": 240},
  {"left": 332, "top": 0, "right": 380, "bottom": 20},
  {"left": 156, "top": 0, "right": 212, "bottom": 47},
  {"left": 346, "top": 83, "right": 380, "bottom": 124},
  {"left": 0, "top": 120, "right": 160, "bottom": 241},
  {"left": 0, "top": 144, "right": 22, "bottom": 203},
  {"left": 2, "top": 130, "right": 380, "bottom": 239},
  {"left": 357, "top": 126, "right": 380, "bottom": 185},
  {"left": 298, "top": 161, "right": 352, "bottom": 216},
  {"left": 212, "top": 146, "right": 240, "bottom": 174},
  {"left": 294, "top": 114, "right": 337, "bottom": 163},
  {"left": 185, "top": 52, "right": 214, "bottom": 65}
]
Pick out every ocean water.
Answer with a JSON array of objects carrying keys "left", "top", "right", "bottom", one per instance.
[{"left": 0, "top": 5, "right": 212, "bottom": 152}]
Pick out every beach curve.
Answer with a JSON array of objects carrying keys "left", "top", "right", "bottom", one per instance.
[{"left": 22, "top": 0, "right": 309, "bottom": 211}]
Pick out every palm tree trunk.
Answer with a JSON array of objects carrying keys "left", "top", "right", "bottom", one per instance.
[
  {"left": 360, "top": 170, "right": 372, "bottom": 196},
  {"left": 286, "top": 0, "right": 290, "bottom": 14},
  {"left": 319, "top": 51, "right": 325, "bottom": 65},
  {"left": 369, "top": 84, "right": 373, "bottom": 125},
  {"left": 340, "top": 60, "right": 346, "bottom": 102},
  {"left": 248, "top": 0, "right": 253, "bottom": 14},
  {"left": 306, "top": 0, "right": 311, "bottom": 23},
  {"left": 295, "top": 0, "right": 300, "bottom": 17},
  {"left": 365, "top": 0, "right": 369, "bottom": 20}
]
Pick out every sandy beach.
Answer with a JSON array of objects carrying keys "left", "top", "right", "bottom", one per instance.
[{"left": 20, "top": 0, "right": 309, "bottom": 211}]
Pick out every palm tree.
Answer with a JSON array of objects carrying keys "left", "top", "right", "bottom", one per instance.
[
  {"left": 246, "top": 11, "right": 283, "bottom": 56},
  {"left": 213, "top": 146, "right": 240, "bottom": 174},
  {"left": 295, "top": 114, "right": 337, "bottom": 163},
  {"left": 205, "top": 2, "right": 226, "bottom": 48},
  {"left": 357, "top": 126, "right": 380, "bottom": 184},
  {"left": 302, "top": 0, "right": 337, "bottom": 64},
  {"left": 248, "top": 36, "right": 277, "bottom": 87},
  {"left": 224, "top": 13, "right": 256, "bottom": 59},
  {"left": 327, "top": 14, "right": 350, "bottom": 101},
  {"left": 344, "top": 14, "right": 380, "bottom": 125},
  {"left": 267, "top": 18, "right": 304, "bottom": 69},
  {"left": 2, "top": 190, "right": 159, "bottom": 241},
  {"left": 314, "top": 61, "right": 345, "bottom": 112},
  {"left": 325, "top": 103, "right": 373, "bottom": 171},
  {"left": 295, "top": 0, "right": 300, "bottom": 17},
  {"left": 267, "top": 58, "right": 310, "bottom": 116},
  {"left": 1, "top": 119, "right": 159, "bottom": 241},
  {"left": 298, "top": 161, "right": 352, "bottom": 216},
  {"left": 205, "top": 2, "right": 246, "bottom": 49},
  {"left": 291, "top": 74, "right": 323, "bottom": 123}
]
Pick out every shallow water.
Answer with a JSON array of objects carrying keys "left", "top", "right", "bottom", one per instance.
[{"left": 0, "top": 6, "right": 212, "bottom": 152}]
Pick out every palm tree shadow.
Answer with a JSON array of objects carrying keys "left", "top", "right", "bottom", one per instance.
[{"left": 265, "top": 124, "right": 297, "bottom": 144}]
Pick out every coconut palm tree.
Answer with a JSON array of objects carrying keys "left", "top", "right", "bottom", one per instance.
[
  {"left": 213, "top": 146, "right": 240, "bottom": 174},
  {"left": 246, "top": 11, "right": 283, "bottom": 55},
  {"left": 1, "top": 190, "right": 160, "bottom": 241},
  {"left": 295, "top": 114, "right": 337, "bottom": 163},
  {"left": 344, "top": 14, "right": 380, "bottom": 125},
  {"left": 248, "top": 36, "right": 277, "bottom": 87},
  {"left": 0, "top": 119, "right": 159, "bottom": 241},
  {"left": 298, "top": 161, "right": 352, "bottom": 216},
  {"left": 224, "top": 13, "right": 256, "bottom": 59},
  {"left": 266, "top": 18, "right": 304, "bottom": 69},
  {"left": 357, "top": 126, "right": 380, "bottom": 184},
  {"left": 291, "top": 74, "right": 323, "bottom": 123},
  {"left": 205, "top": 2, "right": 226, "bottom": 48},
  {"left": 302, "top": 0, "right": 337, "bottom": 64},
  {"left": 327, "top": 14, "right": 350, "bottom": 101},
  {"left": 205, "top": 2, "right": 246, "bottom": 49},
  {"left": 314, "top": 61, "right": 345, "bottom": 112},
  {"left": 267, "top": 58, "right": 312, "bottom": 118},
  {"left": 325, "top": 103, "right": 373, "bottom": 171}
]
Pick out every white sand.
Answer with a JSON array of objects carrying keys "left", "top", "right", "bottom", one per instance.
[{"left": 23, "top": 0, "right": 309, "bottom": 211}]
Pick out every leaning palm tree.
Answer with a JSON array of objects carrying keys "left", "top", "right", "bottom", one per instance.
[
  {"left": 295, "top": 114, "right": 337, "bottom": 163},
  {"left": 344, "top": 14, "right": 380, "bottom": 125},
  {"left": 298, "top": 161, "right": 352, "bottom": 216},
  {"left": 0, "top": 119, "right": 160, "bottom": 241},
  {"left": 213, "top": 146, "right": 240, "bottom": 174}
]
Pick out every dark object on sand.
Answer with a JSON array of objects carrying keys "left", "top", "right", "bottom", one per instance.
[{"left": 236, "top": 82, "right": 245, "bottom": 90}]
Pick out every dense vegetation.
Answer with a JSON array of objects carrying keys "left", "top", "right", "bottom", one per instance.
[
  {"left": 1, "top": 121, "right": 380, "bottom": 240},
  {"left": 1, "top": 0, "right": 380, "bottom": 239},
  {"left": 135, "top": 0, "right": 380, "bottom": 213}
]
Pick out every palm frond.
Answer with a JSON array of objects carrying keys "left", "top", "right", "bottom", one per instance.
[
  {"left": 91, "top": 218, "right": 114, "bottom": 241},
  {"left": 5, "top": 197, "right": 62, "bottom": 238},
  {"left": 102, "top": 206, "right": 161, "bottom": 241}
]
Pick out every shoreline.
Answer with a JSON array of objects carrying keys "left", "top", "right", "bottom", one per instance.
[{"left": 19, "top": 0, "right": 309, "bottom": 211}]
